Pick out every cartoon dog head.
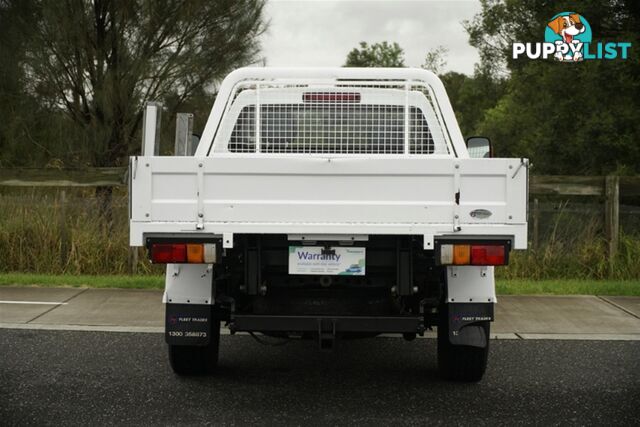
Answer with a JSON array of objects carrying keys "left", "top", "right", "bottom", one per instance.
[{"left": 547, "top": 14, "right": 585, "bottom": 43}]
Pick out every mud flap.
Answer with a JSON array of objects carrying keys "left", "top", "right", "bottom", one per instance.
[
  {"left": 448, "top": 303, "right": 493, "bottom": 348},
  {"left": 165, "top": 303, "right": 211, "bottom": 346}
]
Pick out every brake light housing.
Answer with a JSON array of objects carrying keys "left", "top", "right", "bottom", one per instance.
[
  {"left": 150, "top": 242, "right": 217, "bottom": 264},
  {"left": 302, "top": 92, "right": 361, "bottom": 103},
  {"left": 436, "top": 241, "right": 509, "bottom": 266}
]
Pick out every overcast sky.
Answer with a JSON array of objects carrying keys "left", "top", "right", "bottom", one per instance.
[{"left": 261, "top": 0, "right": 481, "bottom": 75}]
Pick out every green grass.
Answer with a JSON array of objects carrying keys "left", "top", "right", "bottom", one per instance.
[
  {"left": 0, "top": 273, "right": 163, "bottom": 289},
  {"left": 2, "top": 190, "right": 639, "bottom": 280},
  {"left": 496, "top": 279, "right": 640, "bottom": 296},
  {"left": 0, "top": 273, "right": 638, "bottom": 295}
]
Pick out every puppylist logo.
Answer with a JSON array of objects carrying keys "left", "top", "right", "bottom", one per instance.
[{"left": 513, "top": 12, "right": 632, "bottom": 61}]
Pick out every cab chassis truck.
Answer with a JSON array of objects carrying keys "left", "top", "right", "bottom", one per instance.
[{"left": 129, "top": 67, "right": 528, "bottom": 382}]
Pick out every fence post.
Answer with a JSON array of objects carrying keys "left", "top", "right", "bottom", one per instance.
[
  {"left": 128, "top": 247, "right": 138, "bottom": 275},
  {"left": 604, "top": 175, "right": 619, "bottom": 265},
  {"left": 59, "top": 190, "right": 69, "bottom": 269},
  {"left": 532, "top": 198, "right": 539, "bottom": 251}
]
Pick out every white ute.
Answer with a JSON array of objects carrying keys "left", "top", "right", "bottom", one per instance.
[{"left": 130, "top": 67, "right": 528, "bottom": 381}]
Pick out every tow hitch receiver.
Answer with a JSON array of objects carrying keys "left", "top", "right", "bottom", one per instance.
[{"left": 318, "top": 318, "right": 337, "bottom": 350}]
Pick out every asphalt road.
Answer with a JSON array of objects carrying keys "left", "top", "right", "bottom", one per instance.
[{"left": 1, "top": 329, "right": 639, "bottom": 426}]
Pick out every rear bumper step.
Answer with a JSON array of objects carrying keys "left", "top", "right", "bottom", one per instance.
[{"left": 229, "top": 315, "right": 425, "bottom": 334}]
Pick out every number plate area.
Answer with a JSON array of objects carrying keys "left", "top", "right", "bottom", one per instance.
[{"left": 288, "top": 246, "right": 366, "bottom": 276}]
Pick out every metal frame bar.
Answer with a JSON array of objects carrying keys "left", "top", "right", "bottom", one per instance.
[
  {"left": 142, "top": 102, "right": 163, "bottom": 156},
  {"left": 229, "top": 314, "right": 424, "bottom": 334},
  {"left": 197, "top": 67, "right": 468, "bottom": 158}
]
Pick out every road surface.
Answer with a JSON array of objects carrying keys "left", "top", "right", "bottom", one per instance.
[{"left": 1, "top": 329, "right": 638, "bottom": 425}]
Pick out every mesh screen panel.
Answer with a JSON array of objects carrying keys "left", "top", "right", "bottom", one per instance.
[{"left": 229, "top": 104, "right": 438, "bottom": 154}]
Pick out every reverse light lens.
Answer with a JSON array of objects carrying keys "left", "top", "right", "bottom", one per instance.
[
  {"left": 470, "top": 245, "right": 505, "bottom": 265},
  {"left": 203, "top": 243, "right": 217, "bottom": 263},
  {"left": 440, "top": 244, "right": 454, "bottom": 264}
]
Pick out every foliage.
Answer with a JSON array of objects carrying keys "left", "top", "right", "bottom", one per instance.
[
  {"left": 342, "top": 40, "right": 506, "bottom": 137},
  {"left": 466, "top": 0, "right": 640, "bottom": 174},
  {"left": 0, "top": 189, "right": 162, "bottom": 275},
  {"left": 439, "top": 70, "right": 506, "bottom": 137},
  {"left": 1, "top": 190, "right": 638, "bottom": 280},
  {"left": 345, "top": 2, "right": 639, "bottom": 175},
  {"left": 0, "top": 273, "right": 164, "bottom": 289},
  {"left": 422, "top": 45, "right": 448, "bottom": 75},
  {"left": 0, "top": 0, "right": 267, "bottom": 168},
  {"left": 344, "top": 41, "right": 405, "bottom": 67},
  {"left": 496, "top": 206, "right": 640, "bottom": 281}
]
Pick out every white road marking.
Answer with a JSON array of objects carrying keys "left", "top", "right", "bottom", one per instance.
[
  {"left": 0, "top": 323, "right": 162, "bottom": 333},
  {"left": 517, "top": 333, "right": 640, "bottom": 341},
  {"left": 0, "top": 300, "right": 68, "bottom": 305}
]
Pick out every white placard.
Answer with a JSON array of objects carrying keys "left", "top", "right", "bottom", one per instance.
[{"left": 288, "top": 246, "right": 366, "bottom": 276}]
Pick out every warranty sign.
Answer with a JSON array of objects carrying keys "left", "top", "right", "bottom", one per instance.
[{"left": 288, "top": 246, "right": 366, "bottom": 276}]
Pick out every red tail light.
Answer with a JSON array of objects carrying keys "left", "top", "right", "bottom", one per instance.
[
  {"left": 151, "top": 244, "right": 187, "bottom": 263},
  {"left": 439, "top": 243, "right": 508, "bottom": 266},
  {"left": 470, "top": 245, "right": 505, "bottom": 265},
  {"left": 150, "top": 243, "right": 217, "bottom": 264},
  {"left": 303, "top": 92, "right": 361, "bottom": 103}
]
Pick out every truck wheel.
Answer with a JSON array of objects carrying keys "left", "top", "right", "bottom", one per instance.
[
  {"left": 437, "top": 313, "right": 489, "bottom": 382},
  {"left": 168, "top": 321, "right": 220, "bottom": 375}
]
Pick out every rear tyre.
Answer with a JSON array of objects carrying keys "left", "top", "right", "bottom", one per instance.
[
  {"left": 437, "top": 310, "right": 489, "bottom": 382},
  {"left": 168, "top": 320, "right": 220, "bottom": 375}
]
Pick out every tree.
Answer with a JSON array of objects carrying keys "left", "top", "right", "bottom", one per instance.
[
  {"left": 0, "top": 0, "right": 46, "bottom": 168},
  {"left": 15, "top": 0, "right": 267, "bottom": 168},
  {"left": 422, "top": 45, "right": 448, "bottom": 75},
  {"left": 466, "top": 0, "right": 640, "bottom": 174},
  {"left": 439, "top": 70, "right": 506, "bottom": 138},
  {"left": 344, "top": 41, "right": 405, "bottom": 67},
  {"left": 340, "top": 40, "right": 505, "bottom": 139}
]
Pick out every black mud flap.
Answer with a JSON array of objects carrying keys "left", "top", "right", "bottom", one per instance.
[
  {"left": 165, "top": 303, "right": 211, "bottom": 346},
  {"left": 448, "top": 303, "right": 494, "bottom": 348}
]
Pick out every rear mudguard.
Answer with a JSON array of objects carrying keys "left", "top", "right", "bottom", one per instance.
[
  {"left": 165, "top": 303, "right": 212, "bottom": 346},
  {"left": 446, "top": 302, "right": 493, "bottom": 348},
  {"left": 445, "top": 265, "right": 495, "bottom": 347}
]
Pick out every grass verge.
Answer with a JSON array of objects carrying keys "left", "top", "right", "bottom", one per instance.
[
  {"left": 0, "top": 274, "right": 638, "bottom": 295},
  {"left": 496, "top": 279, "right": 640, "bottom": 296},
  {"left": 0, "top": 273, "right": 163, "bottom": 289}
]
